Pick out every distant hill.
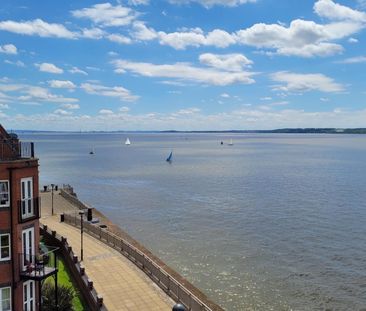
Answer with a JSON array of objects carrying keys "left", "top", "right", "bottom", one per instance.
[
  {"left": 161, "top": 128, "right": 366, "bottom": 134},
  {"left": 14, "top": 128, "right": 366, "bottom": 134}
]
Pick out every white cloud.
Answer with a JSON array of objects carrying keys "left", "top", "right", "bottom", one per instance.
[
  {"left": 54, "top": 109, "right": 72, "bottom": 115},
  {"left": 107, "top": 33, "right": 132, "bottom": 44},
  {"left": 112, "top": 58, "right": 255, "bottom": 86},
  {"left": 268, "top": 101, "right": 289, "bottom": 106},
  {"left": 8, "top": 105, "right": 366, "bottom": 131},
  {"left": 260, "top": 96, "right": 272, "bottom": 100},
  {"left": 199, "top": 53, "right": 253, "bottom": 71},
  {"left": 119, "top": 106, "right": 130, "bottom": 112},
  {"left": 128, "top": 0, "right": 150, "bottom": 5},
  {"left": 135, "top": 1, "right": 364, "bottom": 57},
  {"left": 0, "top": 19, "right": 76, "bottom": 38},
  {"left": 0, "top": 83, "right": 79, "bottom": 104},
  {"left": 220, "top": 93, "right": 230, "bottom": 98},
  {"left": 314, "top": 0, "right": 366, "bottom": 22},
  {"left": 61, "top": 103, "right": 80, "bottom": 109},
  {"left": 0, "top": 44, "right": 17, "bottom": 55},
  {"left": 338, "top": 55, "right": 366, "bottom": 63},
  {"left": 270, "top": 71, "right": 345, "bottom": 93},
  {"left": 81, "top": 27, "right": 106, "bottom": 39},
  {"left": 168, "top": 0, "right": 256, "bottom": 8},
  {"left": 80, "top": 83, "right": 139, "bottom": 102},
  {"left": 172, "top": 108, "right": 201, "bottom": 116},
  {"left": 348, "top": 37, "right": 358, "bottom": 43},
  {"left": 69, "top": 66, "right": 88, "bottom": 75},
  {"left": 48, "top": 80, "right": 76, "bottom": 89},
  {"left": 99, "top": 109, "right": 114, "bottom": 114},
  {"left": 235, "top": 19, "right": 349, "bottom": 57},
  {"left": 72, "top": 3, "right": 138, "bottom": 27},
  {"left": 108, "top": 51, "right": 119, "bottom": 57},
  {"left": 37, "top": 63, "right": 63, "bottom": 74},
  {"left": 19, "top": 86, "right": 79, "bottom": 103},
  {"left": 4, "top": 60, "right": 25, "bottom": 67},
  {"left": 157, "top": 27, "right": 234, "bottom": 49},
  {"left": 86, "top": 66, "right": 101, "bottom": 71},
  {"left": 0, "top": 103, "right": 9, "bottom": 109},
  {"left": 132, "top": 21, "right": 158, "bottom": 41}
]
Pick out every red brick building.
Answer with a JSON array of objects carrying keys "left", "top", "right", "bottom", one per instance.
[{"left": 0, "top": 125, "right": 56, "bottom": 311}]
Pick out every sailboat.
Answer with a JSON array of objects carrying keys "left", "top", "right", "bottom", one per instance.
[
  {"left": 228, "top": 139, "right": 233, "bottom": 146},
  {"left": 125, "top": 138, "right": 131, "bottom": 145},
  {"left": 166, "top": 151, "right": 173, "bottom": 163},
  {"left": 89, "top": 148, "right": 94, "bottom": 154}
]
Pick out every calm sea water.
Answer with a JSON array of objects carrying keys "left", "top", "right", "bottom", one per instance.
[{"left": 20, "top": 132, "right": 366, "bottom": 310}]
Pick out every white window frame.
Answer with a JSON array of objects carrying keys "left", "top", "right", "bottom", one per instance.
[
  {"left": 0, "top": 233, "right": 11, "bottom": 261},
  {"left": 0, "top": 286, "right": 11, "bottom": 311},
  {"left": 21, "top": 177, "right": 33, "bottom": 219},
  {"left": 23, "top": 281, "right": 34, "bottom": 311},
  {"left": 0, "top": 180, "right": 10, "bottom": 207},
  {"left": 22, "top": 228, "right": 34, "bottom": 270}
]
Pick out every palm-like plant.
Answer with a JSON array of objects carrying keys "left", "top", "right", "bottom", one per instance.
[{"left": 42, "top": 282, "right": 75, "bottom": 311}]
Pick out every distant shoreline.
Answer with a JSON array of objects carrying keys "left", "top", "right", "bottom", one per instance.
[{"left": 14, "top": 128, "right": 366, "bottom": 134}]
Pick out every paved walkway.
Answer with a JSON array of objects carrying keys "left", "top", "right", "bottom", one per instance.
[{"left": 40, "top": 191, "right": 174, "bottom": 311}]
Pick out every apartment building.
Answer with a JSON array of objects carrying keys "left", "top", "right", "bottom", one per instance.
[{"left": 0, "top": 125, "right": 56, "bottom": 311}]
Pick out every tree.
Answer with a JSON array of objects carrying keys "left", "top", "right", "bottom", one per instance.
[{"left": 42, "top": 282, "right": 75, "bottom": 311}]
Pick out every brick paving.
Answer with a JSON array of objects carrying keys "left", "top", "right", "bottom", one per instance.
[{"left": 40, "top": 191, "right": 174, "bottom": 311}]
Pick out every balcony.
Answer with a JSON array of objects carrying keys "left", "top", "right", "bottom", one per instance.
[
  {"left": 0, "top": 141, "right": 34, "bottom": 161},
  {"left": 18, "top": 198, "right": 40, "bottom": 223},
  {"left": 19, "top": 247, "right": 58, "bottom": 281}
]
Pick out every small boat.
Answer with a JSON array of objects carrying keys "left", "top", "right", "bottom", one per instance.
[
  {"left": 166, "top": 151, "right": 173, "bottom": 163},
  {"left": 228, "top": 139, "right": 233, "bottom": 146},
  {"left": 125, "top": 138, "right": 131, "bottom": 145},
  {"left": 220, "top": 141, "right": 223, "bottom": 145},
  {"left": 89, "top": 148, "right": 94, "bottom": 154}
]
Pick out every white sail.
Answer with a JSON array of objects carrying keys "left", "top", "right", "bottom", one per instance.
[
  {"left": 125, "top": 138, "right": 131, "bottom": 145},
  {"left": 228, "top": 139, "right": 233, "bottom": 146}
]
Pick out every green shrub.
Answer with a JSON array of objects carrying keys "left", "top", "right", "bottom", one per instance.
[{"left": 42, "top": 282, "right": 75, "bottom": 311}]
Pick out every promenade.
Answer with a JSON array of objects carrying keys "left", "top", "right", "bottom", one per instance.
[{"left": 40, "top": 191, "right": 174, "bottom": 311}]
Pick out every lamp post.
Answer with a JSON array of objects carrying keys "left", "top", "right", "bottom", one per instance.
[
  {"left": 50, "top": 183, "right": 55, "bottom": 216},
  {"left": 79, "top": 211, "right": 85, "bottom": 261}
]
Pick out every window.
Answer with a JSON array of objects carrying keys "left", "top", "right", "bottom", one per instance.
[
  {"left": 22, "top": 228, "right": 34, "bottom": 269},
  {"left": 23, "top": 281, "right": 34, "bottom": 311},
  {"left": 21, "top": 178, "right": 33, "bottom": 218},
  {"left": 0, "top": 234, "right": 10, "bottom": 261},
  {"left": 0, "top": 287, "right": 11, "bottom": 311},
  {"left": 0, "top": 181, "right": 9, "bottom": 207}
]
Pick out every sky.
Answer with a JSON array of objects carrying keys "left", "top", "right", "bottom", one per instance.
[{"left": 0, "top": 0, "right": 366, "bottom": 131}]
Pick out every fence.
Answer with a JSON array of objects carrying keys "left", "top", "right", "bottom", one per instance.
[
  {"left": 63, "top": 213, "right": 215, "bottom": 311},
  {"left": 41, "top": 224, "right": 107, "bottom": 311}
]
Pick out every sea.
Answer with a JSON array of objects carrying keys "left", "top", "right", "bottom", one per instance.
[{"left": 19, "top": 132, "right": 366, "bottom": 310}]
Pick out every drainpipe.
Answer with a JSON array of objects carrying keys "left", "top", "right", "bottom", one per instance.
[{"left": 7, "top": 167, "right": 15, "bottom": 311}]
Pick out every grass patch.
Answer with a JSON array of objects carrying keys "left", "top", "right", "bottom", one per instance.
[
  {"left": 57, "top": 258, "right": 86, "bottom": 311},
  {"left": 44, "top": 256, "right": 87, "bottom": 311}
]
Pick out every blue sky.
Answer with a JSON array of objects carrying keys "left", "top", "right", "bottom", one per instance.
[{"left": 0, "top": 0, "right": 365, "bottom": 130}]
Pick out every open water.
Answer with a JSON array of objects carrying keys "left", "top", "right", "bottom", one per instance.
[{"left": 20, "top": 132, "right": 366, "bottom": 310}]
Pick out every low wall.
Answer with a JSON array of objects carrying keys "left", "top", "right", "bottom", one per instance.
[
  {"left": 41, "top": 224, "right": 107, "bottom": 311},
  {"left": 60, "top": 187, "right": 89, "bottom": 211},
  {"left": 63, "top": 213, "right": 216, "bottom": 311}
]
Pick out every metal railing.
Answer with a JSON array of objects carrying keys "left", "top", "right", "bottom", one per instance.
[
  {"left": 64, "top": 212, "right": 214, "bottom": 311},
  {"left": 0, "top": 142, "right": 34, "bottom": 160},
  {"left": 19, "top": 246, "right": 58, "bottom": 280},
  {"left": 18, "top": 197, "right": 40, "bottom": 223}
]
